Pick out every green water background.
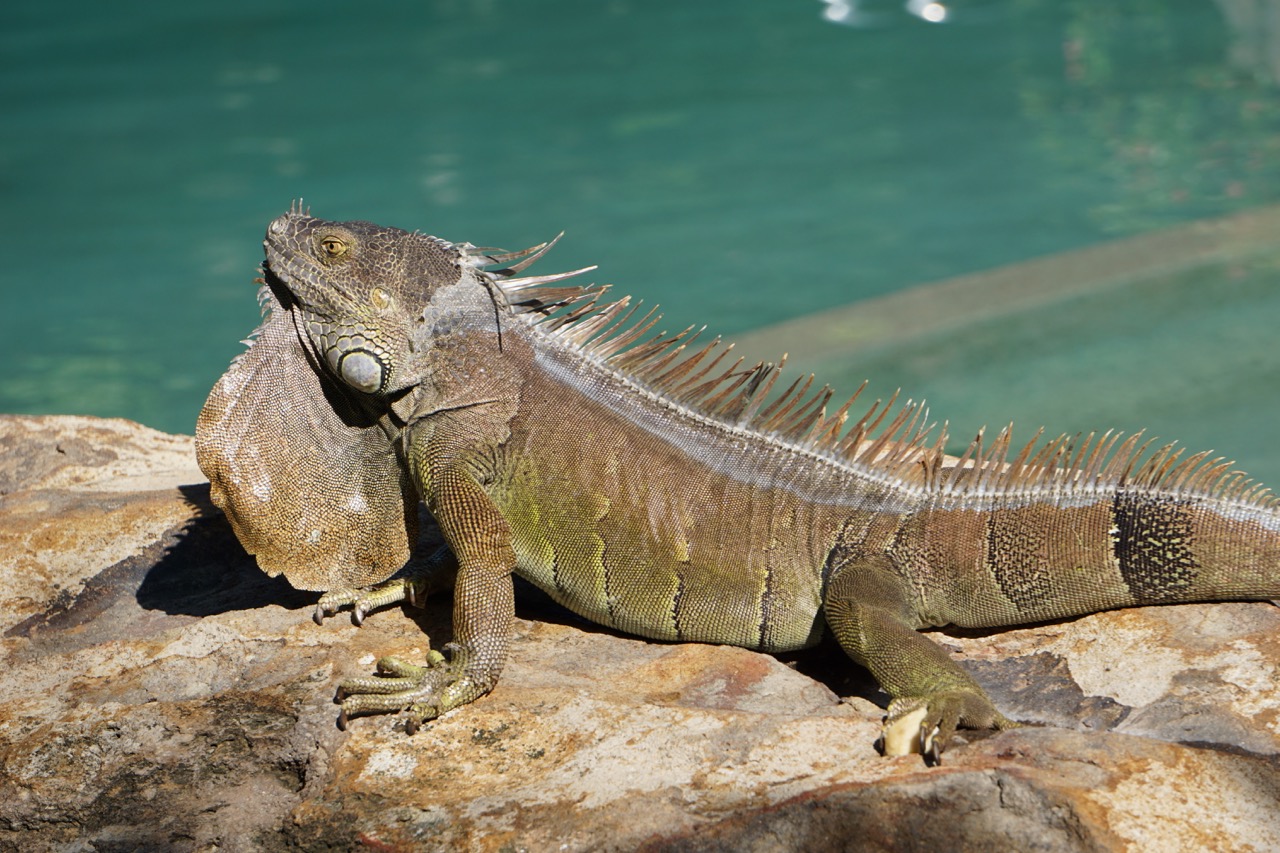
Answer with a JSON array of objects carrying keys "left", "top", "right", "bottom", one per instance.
[{"left": 4, "top": 1, "right": 1280, "bottom": 481}]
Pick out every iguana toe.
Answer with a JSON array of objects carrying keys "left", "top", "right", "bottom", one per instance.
[
  {"left": 336, "top": 649, "right": 482, "bottom": 731},
  {"left": 880, "top": 700, "right": 932, "bottom": 758},
  {"left": 315, "top": 576, "right": 429, "bottom": 625},
  {"left": 314, "top": 588, "right": 362, "bottom": 624},
  {"left": 881, "top": 692, "right": 1018, "bottom": 764}
]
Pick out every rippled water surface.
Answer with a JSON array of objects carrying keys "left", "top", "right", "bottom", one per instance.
[{"left": 4, "top": 0, "right": 1280, "bottom": 480}]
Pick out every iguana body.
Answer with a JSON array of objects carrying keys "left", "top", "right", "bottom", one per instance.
[{"left": 196, "top": 206, "right": 1280, "bottom": 759}]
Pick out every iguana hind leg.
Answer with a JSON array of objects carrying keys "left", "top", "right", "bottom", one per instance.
[{"left": 824, "top": 555, "right": 1018, "bottom": 763}]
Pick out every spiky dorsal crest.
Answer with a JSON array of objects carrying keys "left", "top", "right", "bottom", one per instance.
[
  {"left": 466, "top": 239, "right": 1277, "bottom": 511},
  {"left": 940, "top": 427, "right": 1276, "bottom": 508}
]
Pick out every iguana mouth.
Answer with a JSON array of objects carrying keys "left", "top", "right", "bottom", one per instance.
[
  {"left": 261, "top": 208, "right": 336, "bottom": 306},
  {"left": 259, "top": 264, "right": 298, "bottom": 311},
  {"left": 261, "top": 237, "right": 313, "bottom": 300}
]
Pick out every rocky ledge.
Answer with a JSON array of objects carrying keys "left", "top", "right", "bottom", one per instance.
[{"left": 0, "top": 414, "right": 1277, "bottom": 852}]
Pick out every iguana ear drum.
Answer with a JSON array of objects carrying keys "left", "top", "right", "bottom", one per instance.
[
  {"left": 312, "top": 323, "right": 390, "bottom": 394},
  {"left": 337, "top": 349, "right": 387, "bottom": 393}
]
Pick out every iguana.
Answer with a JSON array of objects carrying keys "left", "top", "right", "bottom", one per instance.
[{"left": 195, "top": 204, "right": 1280, "bottom": 762}]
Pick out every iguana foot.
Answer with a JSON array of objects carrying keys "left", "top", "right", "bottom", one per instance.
[
  {"left": 313, "top": 546, "right": 453, "bottom": 625},
  {"left": 336, "top": 647, "right": 487, "bottom": 732},
  {"left": 314, "top": 575, "right": 429, "bottom": 626},
  {"left": 879, "top": 692, "right": 1019, "bottom": 765}
]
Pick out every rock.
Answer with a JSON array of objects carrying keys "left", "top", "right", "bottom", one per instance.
[{"left": 0, "top": 414, "right": 1277, "bottom": 852}]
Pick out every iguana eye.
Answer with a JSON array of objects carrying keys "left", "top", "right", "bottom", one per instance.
[
  {"left": 370, "top": 288, "right": 391, "bottom": 309},
  {"left": 320, "top": 236, "right": 348, "bottom": 259}
]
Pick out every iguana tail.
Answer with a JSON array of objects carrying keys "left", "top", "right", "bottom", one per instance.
[
  {"left": 908, "top": 430, "right": 1280, "bottom": 628},
  {"left": 822, "top": 430, "right": 1280, "bottom": 759}
]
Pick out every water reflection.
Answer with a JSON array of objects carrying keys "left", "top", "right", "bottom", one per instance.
[
  {"left": 1013, "top": 0, "right": 1280, "bottom": 234},
  {"left": 907, "top": 0, "right": 950, "bottom": 22},
  {"left": 820, "top": 0, "right": 950, "bottom": 27},
  {"left": 1214, "top": 0, "right": 1280, "bottom": 83}
]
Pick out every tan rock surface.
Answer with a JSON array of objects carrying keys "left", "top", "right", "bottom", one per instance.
[{"left": 1, "top": 415, "right": 1277, "bottom": 852}]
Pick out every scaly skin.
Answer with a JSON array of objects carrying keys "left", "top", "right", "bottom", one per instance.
[{"left": 196, "top": 207, "right": 1280, "bottom": 760}]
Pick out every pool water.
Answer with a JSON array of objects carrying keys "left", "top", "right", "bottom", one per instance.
[{"left": 3, "top": 0, "right": 1280, "bottom": 481}]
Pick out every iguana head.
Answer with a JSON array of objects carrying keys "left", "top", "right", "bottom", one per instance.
[{"left": 262, "top": 205, "right": 466, "bottom": 397}]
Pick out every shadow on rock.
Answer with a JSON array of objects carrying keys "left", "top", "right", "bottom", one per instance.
[
  {"left": 6, "top": 483, "right": 311, "bottom": 659},
  {"left": 135, "top": 483, "right": 313, "bottom": 616}
]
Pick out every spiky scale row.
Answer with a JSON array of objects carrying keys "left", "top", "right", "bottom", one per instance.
[
  {"left": 938, "top": 426, "right": 1275, "bottom": 509},
  {"left": 472, "top": 242, "right": 1277, "bottom": 513}
]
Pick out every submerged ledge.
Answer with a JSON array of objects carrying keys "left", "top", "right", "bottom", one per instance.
[
  {"left": 732, "top": 205, "right": 1280, "bottom": 488},
  {"left": 735, "top": 203, "right": 1280, "bottom": 364}
]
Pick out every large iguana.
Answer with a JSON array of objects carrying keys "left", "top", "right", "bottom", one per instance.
[{"left": 195, "top": 205, "right": 1280, "bottom": 761}]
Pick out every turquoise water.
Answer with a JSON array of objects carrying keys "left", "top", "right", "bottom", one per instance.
[{"left": 4, "top": 1, "right": 1280, "bottom": 479}]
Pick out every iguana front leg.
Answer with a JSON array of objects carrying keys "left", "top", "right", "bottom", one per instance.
[
  {"left": 824, "top": 555, "right": 1018, "bottom": 763},
  {"left": 335, "top": 464, "right": 515, "bottom": 731}
]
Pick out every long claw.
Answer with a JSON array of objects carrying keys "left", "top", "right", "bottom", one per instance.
[
  {"left": 922, "top": 712, "right": 953, "bottom": 766},
  {"left": 923, "top": 725, "right": 944, "bottom": 766}
]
